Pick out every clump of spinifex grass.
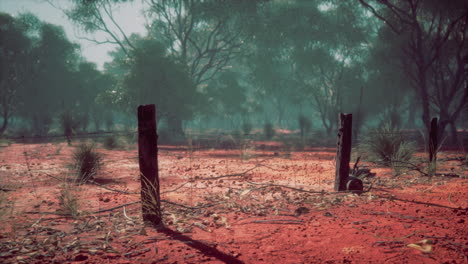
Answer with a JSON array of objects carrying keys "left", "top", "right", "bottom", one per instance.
[
  {"left": 359, "top": 124, "right": 416, "bottom": 174},
  {"left": 73, "top": 144, "right": 102, "bottom": 183},
  {"left": 58, "top": 183, "right": 80, "bottom": 217}
]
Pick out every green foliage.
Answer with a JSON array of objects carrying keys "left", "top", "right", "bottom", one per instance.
[
  {"left": 359, "top": 124, "right": 416, "bottom": 171},
  {"left": 264, "top": 122, "right": 275, "bottom": 140},
  {"left": 0, "top": 13, "right": 33, "bottom": 135},
  {"left": 73, "top": 144, "right": 102, "bottom": 183}
]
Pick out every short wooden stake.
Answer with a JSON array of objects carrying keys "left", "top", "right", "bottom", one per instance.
[
  {"left": 335, "top": 113, "right": 352, "bottom": 192},
  {"left": 137, "top": 104, "right": 161, "bottom": 226}
]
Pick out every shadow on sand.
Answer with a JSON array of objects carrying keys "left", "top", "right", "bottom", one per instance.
[{"left": 156, "top": 226, "right": 244, "bottom": 264}]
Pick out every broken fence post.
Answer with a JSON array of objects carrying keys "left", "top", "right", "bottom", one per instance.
[{"left": 335, "top": 113, "right": 352, "bottom": 192}]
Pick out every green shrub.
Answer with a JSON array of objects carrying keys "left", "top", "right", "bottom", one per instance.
[
  {"left": 359, "top": 124, "right": 416, "bottom": 170},
  {"left": 73, "top": 144, "right": 102, "bottom": 183}
]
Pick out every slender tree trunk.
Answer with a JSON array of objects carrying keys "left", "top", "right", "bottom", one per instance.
[
  {"left": 168, "top": 116, "right": 184, "bottom": 138},
  {"left": 0, "top": 103, "right": 9, "bottom": 135},
  {"left": 0, "top": 116, "right": 8, "bottom": 135},
  {"left": 449, "top": 121, "right": 458, "bottom": 147}
]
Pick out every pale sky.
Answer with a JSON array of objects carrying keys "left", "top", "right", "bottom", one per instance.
[{"left": 0, "top": 0, "right": 147, "bottom": 70}]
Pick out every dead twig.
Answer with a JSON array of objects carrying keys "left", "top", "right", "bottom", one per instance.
[
  {"left": 93, "top": 201, "right": 140, "bottom": 214},
  {"left": 89, "top": 180, "right": 138, "bottom": 194},
  {"left": 161, "top": 181, "right": 191, "bottom": 194}
]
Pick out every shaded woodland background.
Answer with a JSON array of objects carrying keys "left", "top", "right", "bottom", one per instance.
[{"left": 1, "top": 0, "right": 467, "bottom": 146}]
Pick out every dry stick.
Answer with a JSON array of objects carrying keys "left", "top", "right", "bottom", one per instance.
[
  {"left": 93, "top": 201, "right": 140, "bottom": 214},
  {"left": 89, "top": 180, "right": 138, "bottom": 194},
  {"left": 161, "top": 181, "right": 192, "bottom": 194},
  {"left": 199, "top": 157, "right": 274, "bottom": 181}
]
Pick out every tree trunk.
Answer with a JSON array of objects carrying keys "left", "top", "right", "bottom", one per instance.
[
  {"left": 0, "top": 106, "right": 8, "bottom": 135},
  {"left": 168, "top": 116, "right": 185, "bottom": 138}
]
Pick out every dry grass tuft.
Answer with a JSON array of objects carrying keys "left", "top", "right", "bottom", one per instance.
[{"left": 73, "top": 144, "right": 102, "bottom": 183}]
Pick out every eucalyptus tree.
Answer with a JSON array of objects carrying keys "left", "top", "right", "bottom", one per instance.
[
  {"left": 119, "top": 36, "right": 199, "bottom": 133},
  {"left": 64, "top": 0, "right": 263, "bottom": 135},
  {"left": 0, "top": 13, "right": 32, "bottom": 135},
  {"left": 24, "top": 22, "right": 80, "bottom": 135},
  {"left": 65, "top": 0, "right": 136, "bottom": 56},
  {"left": 71, "top": 62, "right": 116, "bottom": 132},
  {"left": 359, "top": 0, "right": 468, "bottom": 142}
]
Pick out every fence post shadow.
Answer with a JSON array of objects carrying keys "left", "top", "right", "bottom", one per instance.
[{"left": 156, "top": 226, "right": 244, "bottom": 264}]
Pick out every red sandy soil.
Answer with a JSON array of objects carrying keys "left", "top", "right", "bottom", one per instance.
[{"left": 0, "top": 139, "right": 466, "bottom": 264}]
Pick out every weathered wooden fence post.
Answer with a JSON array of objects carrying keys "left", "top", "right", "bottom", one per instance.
[
  {"left": 428, "top": 117, "right": 438, "bottom": 175},
  {"left": 335, "top": 113, "right": 352, "bottom": 192},
  {"left": 138, "top": 104, "right": 161, "bottom": 226}
]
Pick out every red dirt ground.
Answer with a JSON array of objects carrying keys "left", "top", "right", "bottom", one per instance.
[{"left": 0, "top": 140, "right": 466, "bottom": 264}]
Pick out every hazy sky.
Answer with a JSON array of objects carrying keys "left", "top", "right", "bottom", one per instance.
[{"left": 0, "top": 0, "right": 147, "bottom": 70}]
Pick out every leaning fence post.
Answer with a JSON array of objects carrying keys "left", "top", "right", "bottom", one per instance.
[
  {"left": 428, "top": 117, "right": 438, "bottom": 175},
  {"left": 138, "top": 104, "right": 162, "bottom": 226},
  {"left": 335, "top": 113, "right": 352, "bottom": 192}
]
